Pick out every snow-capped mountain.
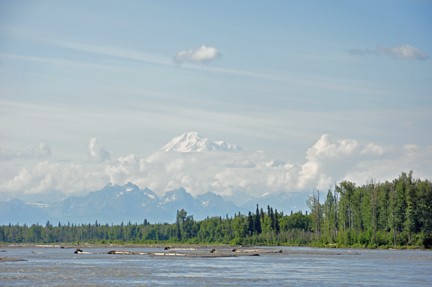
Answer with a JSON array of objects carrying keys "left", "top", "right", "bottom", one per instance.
[
  {"left": 47, "top": 182, "right": 163, "bottom": 225},
  {"left": 161, "top": 132, "right": 243, "bottom": 152},
  {"left": 0, "top": 184, "right": 245, "bottom": 225},
  {"left": 159, "top": 187, "right": 200, "bottom": 213}
]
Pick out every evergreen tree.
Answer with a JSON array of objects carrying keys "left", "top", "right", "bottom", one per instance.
[
  {"left": 275, "top": 209, "right": 280, "bottom": 234},
  {"left": 247, "top": 211, "right": 254, "bottom": 236},
  {"left": 255, "top": 204, "right": 262, "bottom": 234},
  {"left": 270, "top": 207, "right": 275, "bottom": 230}
]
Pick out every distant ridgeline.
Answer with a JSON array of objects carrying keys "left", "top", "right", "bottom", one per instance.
[{"left": 1, "top": 172, "right": 431, "bottom": 248}]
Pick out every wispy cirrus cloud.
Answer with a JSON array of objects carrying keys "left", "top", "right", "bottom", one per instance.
[
  {"left": 1, "top": 37, "right": 389, "bottom": 96},
  {"left": 173, "top": 44, "right": 221, "bottom": 66},
  {"left": 349, "top": 45, "right": 429, "bottom": 60},
  {"left": 55, "top": 41, "right": 172, "bottom": 66}
]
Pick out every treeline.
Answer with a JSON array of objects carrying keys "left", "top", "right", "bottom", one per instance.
[
  {"left": 307, "top": 171, "right": 432, "bottom": 248},
  {"left": 0, "top": 209, "right": 312, "bottom": 246},
  {"left": 1, "top": 172, "right": 431, "bottom": 248}
]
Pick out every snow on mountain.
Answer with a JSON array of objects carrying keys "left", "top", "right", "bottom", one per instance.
[
  {"left": 144, "top": 192, "right": 155, "bottom": 199},
  {"left": 161, "top": 132, "right": 243, "bottom": 152}
]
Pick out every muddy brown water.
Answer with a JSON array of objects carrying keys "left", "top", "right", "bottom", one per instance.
[{"left": 1, "top": 245, "right": 431, "bottom": 286}]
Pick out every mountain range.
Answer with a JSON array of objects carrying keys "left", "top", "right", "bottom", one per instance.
[
  {"left": 0, "top": 182, "right": 309, "bottom": 225},
  {"left": 0, "top": 132, "right": 311, "bottom": 225}
]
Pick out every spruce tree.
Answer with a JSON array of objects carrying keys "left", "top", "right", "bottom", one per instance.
[
  {"left": 255, "top": 204, "right": 262, "bottom": 234},
  {"left": 270, "top": 207, "right": 275, "bottom": 231},
  {"left": 275, "top": 209, "right": 280, "bottom": 234},
  {"left": 248, "top": 211, "right": 254, "bottom": 236}
]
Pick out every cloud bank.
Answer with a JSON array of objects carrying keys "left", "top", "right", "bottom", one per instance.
[
  {"left": 174, "top": 45, "right": 220, "bottom": 65},
  {"left": 1, "top": 135, "right": 431, "bottom": 199},
  {"left": 349, "top": 45, "right": 429, "bottom": 60}
]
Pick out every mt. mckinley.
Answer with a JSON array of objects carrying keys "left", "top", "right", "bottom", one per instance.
[
  {"left": 0, "top": 132, "right": 310, "bottom": 225},
  {"left": 161, "top": 132, "right": 243, "bottom": 152}
]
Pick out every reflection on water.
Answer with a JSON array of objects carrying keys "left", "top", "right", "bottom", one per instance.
[{"left": 1, "top": 246, "right": 432, "bottom": 286}]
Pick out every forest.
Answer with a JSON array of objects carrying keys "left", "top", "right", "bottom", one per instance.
[{"left": 1, "top": 172, "right": 431, "bottom": 248}]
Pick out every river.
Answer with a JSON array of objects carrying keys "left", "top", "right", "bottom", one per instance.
[{"left": 1, "top": 246, "right": 431, "bottom": 286}]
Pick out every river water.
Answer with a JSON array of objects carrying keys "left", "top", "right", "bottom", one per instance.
[{"left": 1, "top": 246, "right": 431, "bottom": 286}]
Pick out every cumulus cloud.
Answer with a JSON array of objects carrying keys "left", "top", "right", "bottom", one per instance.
[
  {"left": 1, "top": 135, "right": 431, "bottom": 198},
  {"left": 0, "top": 161, "right": 108, "bottom": 195},
  {"left": 349, "top": 45, "right": 429, "bottom": 60},
  {"left": 0, "top": 143, "right": 51, "bottom": 161},
  {"left": 173, "top": 44, "right": 220, "bottom": 65},
  {"left": 104, "top": 151, "right": 297, "bottom": 197},
  {"left": 88, "top": 138, "right": 110, "bottom": 163}
]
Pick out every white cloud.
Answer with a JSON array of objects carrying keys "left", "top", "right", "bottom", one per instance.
[
  {"left": 97, "top": 137, "right": 432, "bottom": 197},
  {"left": 0, "top": 134, "right": 431, "bottom": 199},
  {"left": 0, "top": 143, "right": 51, "bottom": 161},
  {"left": 174, "top": 45, "right": 220, "bottom": 65},
  {"left": 88, "top": 138, "right": 110, "bottom": 163},
  {"left": 360, "top": 142, "right": 393, "bottom": 155},
  {"left": 350, "top": 45, "right": 429, "bottom": 60},
  {"left": 377, "top": 45, "right": 429, "bottom": 60},
  {"left": 102, "top": 150, "right": 297, "bottom": 197},
  {"left": 0, "top": 161, "right": 108, "bottom": 195}
]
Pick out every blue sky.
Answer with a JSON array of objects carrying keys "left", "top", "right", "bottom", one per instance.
[{"left": 0, "top": 0, "right": 431, "bottom": 197}]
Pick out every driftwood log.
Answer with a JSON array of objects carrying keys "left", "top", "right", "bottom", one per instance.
[
  {"left": 107, "top": 250, "right": 149, "bottom": 255},
  {"left": 234, "top": 249, "right": 282, "bottom": 253}
]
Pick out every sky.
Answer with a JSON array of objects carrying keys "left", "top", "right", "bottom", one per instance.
[{"left": 0, "top": 0, "right": 431, "bottom": 199}]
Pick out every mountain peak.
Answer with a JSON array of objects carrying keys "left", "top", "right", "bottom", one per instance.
[{"left": 161, "top": 132, "right": 243, "bottom": 152}]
